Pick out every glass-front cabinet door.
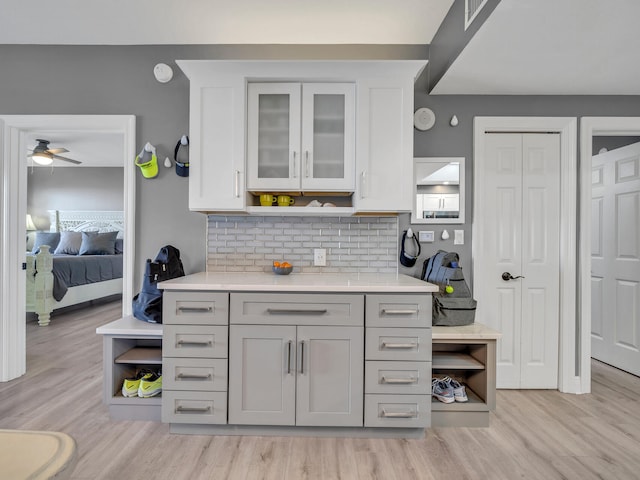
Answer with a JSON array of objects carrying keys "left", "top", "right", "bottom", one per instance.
[
  {"left": 247, "top": 83, "right": 301, "bottom": 191},
  {"left": 300, "top": 83, "right": 355, "bottom": 191},
  {"left": 247, "top": 82, "right": 355, "bottom": 192}
]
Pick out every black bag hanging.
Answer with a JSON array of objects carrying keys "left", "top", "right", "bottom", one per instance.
[
  {"left": 132, "top": 245, "right": 185, "bottom": 324},
  {"left": 400, "top": 229, "right": 421, "bottom": 267}
]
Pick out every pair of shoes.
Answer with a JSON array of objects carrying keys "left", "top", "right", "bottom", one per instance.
[
  {"left": 432, "top": 378, "right": 455, "bottom": 403},
  {"left": 121, "top": 370, "right": 162, "bottom": 398},
  {"left": 438, "top": 376, "right": 469, "bottom": 402},
  {"left": 139, "top": 371, "right": 162, "bottom": 398}
]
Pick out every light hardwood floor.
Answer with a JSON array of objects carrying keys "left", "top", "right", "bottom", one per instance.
[{"left": 2, "top": 301, "right": 640, "bottom": 480}]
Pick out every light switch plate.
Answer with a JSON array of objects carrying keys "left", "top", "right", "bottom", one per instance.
[
  {"left": 314, "top": 248, "right": 326, "bottom": 266},
  {"left": 419, "top": 231, "right": 435, "bottom": 243},
  {"left": 454, "top": 230, "right": 464, "bottom": 245}
]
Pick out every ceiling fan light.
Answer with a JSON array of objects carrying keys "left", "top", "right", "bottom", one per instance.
[{"left": 32, "top": 152, "right": 53, "bottom": 165}]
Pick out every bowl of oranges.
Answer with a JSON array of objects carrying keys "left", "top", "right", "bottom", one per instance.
[{"left": 272, "top": 260, "right": 293, "bottom": 275}]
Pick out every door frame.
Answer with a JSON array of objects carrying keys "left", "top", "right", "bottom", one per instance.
[
  {"left": 0, "top": 115, "right": 136, "bottom": 382},
  {"left": 473, "top": 117, "right": 580, "bottom": 393},
  {"left": 579, "top": 117, "right": 640, "bottom": 390}
]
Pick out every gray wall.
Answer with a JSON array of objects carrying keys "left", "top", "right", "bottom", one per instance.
[
  {"left": 27, "top": 167, "right": 123, "bottom": 230},
  {"left": 3, "top": 44, "right": 640, "bottom": 289},
  {"left": 593, "top": 136, "right": 640, "bottom": 155}
]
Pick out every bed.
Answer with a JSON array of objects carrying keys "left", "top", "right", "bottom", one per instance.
[{"left": 26, "top": 210, "right": 124, "bottom": 326}]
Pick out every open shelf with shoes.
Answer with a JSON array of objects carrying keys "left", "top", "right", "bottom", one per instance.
[
  {"left": 96, "top": 316, "right": 163, "bottom": 421},
  {"left": 431, "top": 324, "right": 501, "bottom": 428}
]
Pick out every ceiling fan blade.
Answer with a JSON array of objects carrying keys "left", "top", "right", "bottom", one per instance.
[
  {"left": 47, "top": 147, "right": 69, "bottom": 154},
  {"left": 52, "top": 154, "right": 82, "bottom": 165}
]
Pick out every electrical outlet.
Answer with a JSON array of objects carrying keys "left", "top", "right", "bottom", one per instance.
[
  {"left": 314, "top": 248, "right": 327, "bottom": 266},
  {"left": 454, "top": 230, "right": 464, "bottom": 245}
]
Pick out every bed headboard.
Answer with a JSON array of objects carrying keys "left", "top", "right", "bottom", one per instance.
[{"left": 48, "top": 210, "right": 125, "bottom": 238}]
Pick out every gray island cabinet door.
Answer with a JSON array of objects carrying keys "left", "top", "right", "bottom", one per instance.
[
  {"left": 228, "top": 325, "right": 296, "bottom": 426},
  {"left": 296, "top": 325, "right": 364, "bottom": 427}
]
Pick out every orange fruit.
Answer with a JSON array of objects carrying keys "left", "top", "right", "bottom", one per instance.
[
  {"left": 273, "top": 261, "right": 281, "bottom": 267},
  {"left": 281, "top": 262, "right": 291, "bottom": 268}
]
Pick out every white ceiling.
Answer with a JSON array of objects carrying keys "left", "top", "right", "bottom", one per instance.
[
  {"left": 432, "top": 0, "right": 640, "bottom": 95},
  {"left": 27, "top": 132, "right": 124, "bottom": 168},
  {"left": 0, "top": 0, "right": 453, "bottom": 45}
]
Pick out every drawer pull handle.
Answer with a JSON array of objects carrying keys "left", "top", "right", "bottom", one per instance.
[
  {"left": 381, "top": 309, "right": 418, "bottom": 315},
  {"left": 381, "top": 342, "right": 418, "bottom": 349},
  {"left": 267, "top": 308, "right": 328, "bottom": 315},
  {"left": 177, "top": 306, "right": 213, "bottom": 313},
  {"left": 381, "top": 376, "right": 417, "bottom": 384},
  {"left": 381, "top": 409, "right": 417, "bottom": 419},
  {"left": 176, "top": 405, "right": 211, "bottom": 413},
  {"left": 177, "top": 340, "right": 213, "bottom": 347},
  {"left": 299, "top": 341, "right": 305, "bottom": 375},
  {"left": 177, "top": 373, "right": 212, "bottom": 380}
]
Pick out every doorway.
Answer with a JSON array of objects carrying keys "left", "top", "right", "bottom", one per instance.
[
  {"left": 0, "top": 115, "right": 136, "bottom": 382},
  {"left": 473, "top": 117, "right": 580, "bottom": 393},
  {"left": 581, "top": 118, "right": 640, "bottom": 381}
]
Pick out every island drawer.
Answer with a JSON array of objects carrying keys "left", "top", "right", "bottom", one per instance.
[
  {"left": 163, "top": 325, "right": 228, "bottom": 358},
  {"left": 365, "top": 360, "right": 431, "bottom": 395},
  {"left": 364, "top": 394, "right": 430, "bottom": 428},
  {"left": 365, "top": 327, "right": 431, "bottom": 361},
  {"left": 230, "top": 293, "right": 364, "bottom": 326},
  {"left": 365, "top": 294, "right": 431, "bottom": 328},
  {"left": 163, "top": 291, "right": 229, "bottom": 325},
  {"left": 163, "top": 358, "right": 228, "bottom": 392},
  {"left": 162, "top": 391, "right": 227, "bottom": 425}
]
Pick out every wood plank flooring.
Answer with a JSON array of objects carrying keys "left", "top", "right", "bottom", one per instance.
[{"left": 1, "top": 301, "right": 640, "bottom": 479}]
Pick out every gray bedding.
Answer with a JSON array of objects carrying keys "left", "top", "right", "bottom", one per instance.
[{"left": 42, "top": 254, "right": 123, "bottom": 301}]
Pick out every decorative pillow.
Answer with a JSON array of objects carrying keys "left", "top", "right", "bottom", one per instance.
[
  {"left": 115, "top": 238, "right": 124, "bottom": 254},
  {"left": 31, "top": 231, "right": 60, "bottom": 254},
  {"left": 54, "top": 231, "right": 83, "bottom": 255},
  {"left": 79, "top": 231, "right": 118, "bottom": 255}
]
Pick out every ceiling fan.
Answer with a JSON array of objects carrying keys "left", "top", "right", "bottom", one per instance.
[{"left": 28, "top": 139, "right": 82, "bottom": 165}]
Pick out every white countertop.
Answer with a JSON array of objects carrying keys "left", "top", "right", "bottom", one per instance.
[
  {"left": 96, "top": 315, "right": 163, "bottom": 336},
  {"left": 158, "top": 272, "right": 438, "bottom": 293},
  {"left": 432, "top": 323, "right": 502, "bottom": 340}
]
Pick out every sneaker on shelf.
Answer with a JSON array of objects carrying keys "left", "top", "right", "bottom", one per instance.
[
  {"left": 122, "top": 370, "right": 153, "bottom": 398},
  {"left": 442, "top": 376, "right": 468, "bottom": 402},
  {"left": 431, "top": 378, "right": 455, "bottom": 404},
  {"left": 138, "top": 371, "right": 162, "bottom": 398}
]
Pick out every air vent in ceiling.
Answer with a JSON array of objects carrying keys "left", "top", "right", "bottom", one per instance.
[{"left": 465, "top": 0, "right": 488, "bottom": 30}]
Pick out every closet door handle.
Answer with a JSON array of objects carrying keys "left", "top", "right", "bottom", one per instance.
[{"left": 502, "top": 272, "right": 525, "bottom": 281}]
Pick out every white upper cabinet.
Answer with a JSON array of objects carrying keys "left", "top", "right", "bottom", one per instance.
[
  {"left": 181, "top": 73, "right": 246, "bottom": 212},
  {"left": 354, "top": 76, "right": 415, "bottom": 212},
  {"left": 247, "top": 82, "right": 355, "bottom": 192},
  {"left": 177, "top": 60, "right": 425, "bottom": 214}
]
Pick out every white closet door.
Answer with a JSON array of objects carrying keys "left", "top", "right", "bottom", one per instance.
[
  {"left": 479, "top": 133, "right": 560, "bottom": 388},
  {"left": 591, "top": 142, "right": 640, "bottom": 376}
]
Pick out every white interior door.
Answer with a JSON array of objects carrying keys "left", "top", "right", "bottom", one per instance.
[
  {"left": 591, "top": 142, "right": 640, "bottom": 376},
  {"left": 477, "top": 133, "right": 560, "bottom": 388}
]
